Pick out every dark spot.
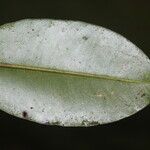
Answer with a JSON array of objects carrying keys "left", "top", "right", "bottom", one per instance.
[
  {"left": 51, "top": 121, "right": 61, "bottom": 125},
  {"left": 32, "top": 29, "right": 34, "bottom": 31},
  {"left": 141, "top": 93, "right": 146, "bottom": 97},
  {"left": 124, "top": 103, "right": 130, "bottom": 107},
  {"left": 30, "top": 107, "right": 33, "bottom": 109},
  {"left": 45, "top": 121, "right": 61, "bottom": 125},
  {"left": 135, "top": 97, "right": 138, "bottom": 99},
  {"left": 81, "top": 120, "right": 99, "bottom": 126},
  {"left": 27, "top": 32, "right": 30, "bottom": 34},
  {"left": 22, "top": 111, "right": 28, "bottom": 118},
  {"left": 79, "top": 61, "right": 81, "bottom": 64},
  {"left": 76, "top": 28, "right": 79, "bottom": 31},
  {"left": 81, "top": 120, "right": 88, "bottom": 126},
  {"left": 42, "top": 109, "right": 44, "bottom": 112},
  {"left": 88, "top": 121, "right": 99, "bottom": 126},
  {"left": 82, "top": 36, "right": 88, "bottom": 41}
]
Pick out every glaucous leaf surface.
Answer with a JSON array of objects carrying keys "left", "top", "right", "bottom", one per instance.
[{"left": 0, "top": 19, "right": 149, "bottom": 126}]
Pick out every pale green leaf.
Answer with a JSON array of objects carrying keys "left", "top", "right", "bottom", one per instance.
[{"left": 0, "top": 19, "right": 149, "bottom": 126}]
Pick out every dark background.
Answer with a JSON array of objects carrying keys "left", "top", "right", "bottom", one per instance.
[{"left": 0, "top": 0, "right": 150, "bottom": 150}]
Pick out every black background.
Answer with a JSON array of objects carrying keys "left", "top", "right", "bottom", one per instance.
[{"left": 0, "top": 0, "right": 150, "bottom": 150}]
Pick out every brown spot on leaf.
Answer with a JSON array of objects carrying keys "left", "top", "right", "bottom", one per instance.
[
  {"left": 88, "top": 121, "right": 99, "bottom": 126},
  {"left": 141, "top": 93, "right": 146, "bottom": 97},
  {"left": 81, "top": 120, "right": 99, "bottom": 126},
  {"left": 51, "top": 121, "right": 61, "bottom": 125},
  {"left": 22, "top": 111, "right": 28, "bottom": 118},
  {"left": 45, "top": 121, "right": 61, "bottom": 125},
  {"left": 30, "top": 107, "right": 33, "bottom": 109},
  {"left": 82, "top": 36, "right": 88, "bottom": 40}
]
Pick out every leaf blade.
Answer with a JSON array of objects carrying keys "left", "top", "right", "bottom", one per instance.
[{"left": 0, "top": 19, "right": 149, "bottom": 126}]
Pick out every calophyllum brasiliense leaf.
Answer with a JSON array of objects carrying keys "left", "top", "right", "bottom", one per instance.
[{"left": 0, "top": 19, "right": 149, "bottom": 126}]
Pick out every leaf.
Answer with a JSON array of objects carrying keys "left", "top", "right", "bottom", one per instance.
[{"left": 0, "top": 19, "right": 149, "bottom": 126}]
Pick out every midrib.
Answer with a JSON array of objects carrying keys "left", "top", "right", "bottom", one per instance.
[{"left": 0, "top": 63, "right": 149, "bottom": 84}]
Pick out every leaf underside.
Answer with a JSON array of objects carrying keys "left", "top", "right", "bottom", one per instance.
[{"left": 0, "top": 19, "right": 150, "bottom": 126}]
